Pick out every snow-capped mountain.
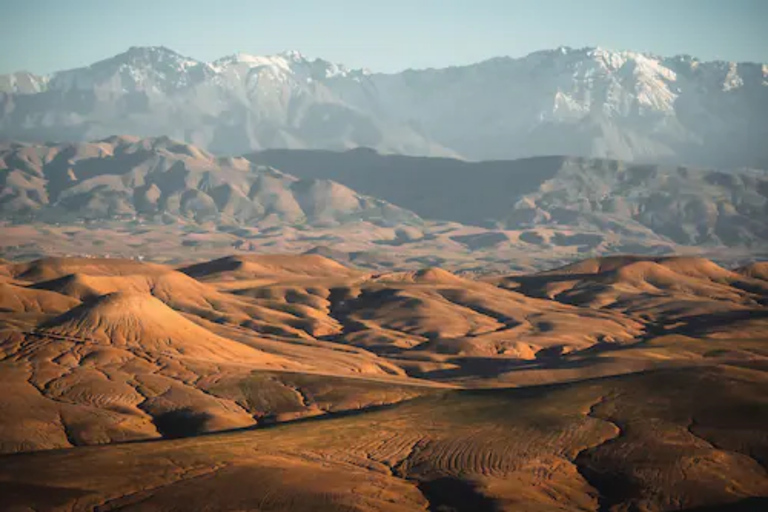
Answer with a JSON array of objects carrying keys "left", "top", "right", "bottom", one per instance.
[
  {"left": 1, "top": 46, "right": 766, "bottom": 167},
  {"left": 363, "top": 46, "right": 767, "bottom": 166}
]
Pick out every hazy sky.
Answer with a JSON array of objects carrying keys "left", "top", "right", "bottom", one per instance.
[{"left": 1, "top": 0, "right": 766, "bottom": 75}]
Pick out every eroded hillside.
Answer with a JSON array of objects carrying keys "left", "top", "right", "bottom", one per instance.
[{"left": 0, "top": 253, "right": 766, "bottom": 510}]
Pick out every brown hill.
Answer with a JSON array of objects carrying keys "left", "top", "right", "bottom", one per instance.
[
  {"left": 1, "top": 365, "right": 766, "bottom": 512},
  {"left": 0, "top": 255, "right": 447, "bottom": 452},
  {"left": 25, "top": 261, "right": 341, "bottom": 340},
  {"left": 494, "top": 255, "right": 768, "bottom": 347},
  {"left": 9, "top": 256, "right": 170, "bottom": 281},
  {"left": 41, "top": 291, "right": 290, "bottom": 365},
  {"left": 501, "top": 255, "right": 768, "bottom": 305},
  {"left": 372, "top": 267, "right": 467, "bottom": 285},
  {"left": 0, "top": 281, "right": 80, "bottom": 314},
  {"left": 0, "top": 138, "right": 420, "bottom": 227},
  {"left": 0, "top": 253, "right": 766, "bottom": 510},
  {"left": 180, "top": 253, "right": 358, "bottom": 282}
]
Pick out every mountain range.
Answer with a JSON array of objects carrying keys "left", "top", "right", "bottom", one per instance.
[
  {"left": 1, "top": 46, "right": 767, "bottom": 167},
  {"left": 1, "top": 137, "right": 767, "bottom": 270}
]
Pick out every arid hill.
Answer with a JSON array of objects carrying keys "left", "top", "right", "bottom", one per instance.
[
  {"left": 180, "top": 253, "right": 359, "bottom": 281},
  {"left": 2, "top": 365, "right": 766, "bottom": 512},
  {"left": 0, "top": 253, "right": 766, "bottom": 510},
  {"left": 0, "top": 137, "right": 418, "bottom": 226}
]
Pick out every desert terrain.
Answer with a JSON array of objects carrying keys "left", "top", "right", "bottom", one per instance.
[{"left": 0, "top": 252, "right": 766, "bottom": 511}]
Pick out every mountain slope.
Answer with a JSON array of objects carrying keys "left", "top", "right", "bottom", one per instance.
[
  {"left": 251, "top": 149, "right": 768, "bottom": 248},
  {"left": 0, "top": 136, "right": 420, "bottom": 227},
  {"left": 349, "top": 47, "right": 768, "bottom": 167},
  {"left": 1, "top": 46, "right": 766, "bottom": 166}
]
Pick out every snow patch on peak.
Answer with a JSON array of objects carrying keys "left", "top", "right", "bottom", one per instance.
[
  {"left": 279, "top": 50, "right": 307, "bottom": 61},
  {"left": 210, "top": 52, "right": 303, "bottom": 75},
  {"left": 44, "top": 45, "right": 206, "bottom": 93},
  {"left": 227, "top": 52, "right": 264, "bottom": 64},
  {"left": 723, "top": 63, "right": 744, "bottom": 91},
  {"left": 552, "top": 90, "right": 589, "bottom": 119},
  {"left": 207, "top": 50, "right": 364, "bottom": 81},
  {"left": 592, "top": 48, "right": 630, "bottom": 70}
]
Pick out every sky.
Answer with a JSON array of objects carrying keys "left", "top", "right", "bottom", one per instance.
[{"left": 1, "top": 0, "right": 767, "bottom": 75}]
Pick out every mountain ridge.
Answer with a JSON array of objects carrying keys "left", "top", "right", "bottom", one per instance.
[
  {"left": 1, "top": 45, "right": 766, "bottom": 167},
  {"left": 1, "top": 137, "right": 767, "bottom": 271},
  {"left": 0, "top": 136, "right": 420, "bottom": 227},
  {"left": 3, "top": 45, "right": 764, "bottom": 90},
  {"left": 250, "top": 147, "right": 768, "bottom": 247}
]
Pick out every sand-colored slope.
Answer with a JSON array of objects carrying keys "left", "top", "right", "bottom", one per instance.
[
  {"left": 0, "top": 282, "right": 80, "bottom": 314},
  {"left": 372, "top": 267, "right": 469, "bottom": 285},
  {"left": 544, "top": 256, "right": 763, "bottom": 287},
  {"left": 9, "top": 254, "right": 767, "bottom": 367},
  {"left": 174, "top": 253, "right": 767, "bottom": 370},
  {"left": 9, "top": 257, "right": 170, "bottom": 282},
  {"left": 26, "top": 262, "right": 335, "bottom": 341},
  {"left": 539, "top": 255, "right": 652, "bottom": 276},
  {"left": 500, "top": 255, "right": 768, "bottom": 309},
  {"left": 180, "top": 253, "right": 359, "bottom": 282},
  {"left": 41, "top": 291, "right": 291, "bottom": 365},
  {"left": 0, "top": 326, "right": 437, "bottom": 453},
  {"left": 320, "top": 268, "right": 643, "bottom": 360}
]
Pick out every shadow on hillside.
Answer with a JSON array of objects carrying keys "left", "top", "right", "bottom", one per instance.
[
  {"left": 671, "top": 310, "right": 768, "bottom": 336},
  {"left": 411, "top": 353, "right": 623, "bottom": 381},
  {"left": 417, "top": 477, "right": 500, "bottom": 512},
  {"left": 152, "top": 408, "right": 213, "bottom": 439},
  {"left": 681, "top": 497, "right": 768, "bottom": 511}
]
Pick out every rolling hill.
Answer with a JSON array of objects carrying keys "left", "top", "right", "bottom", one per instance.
[{"left": 0, "top": 253, "right": 766, "bottom": 510}]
